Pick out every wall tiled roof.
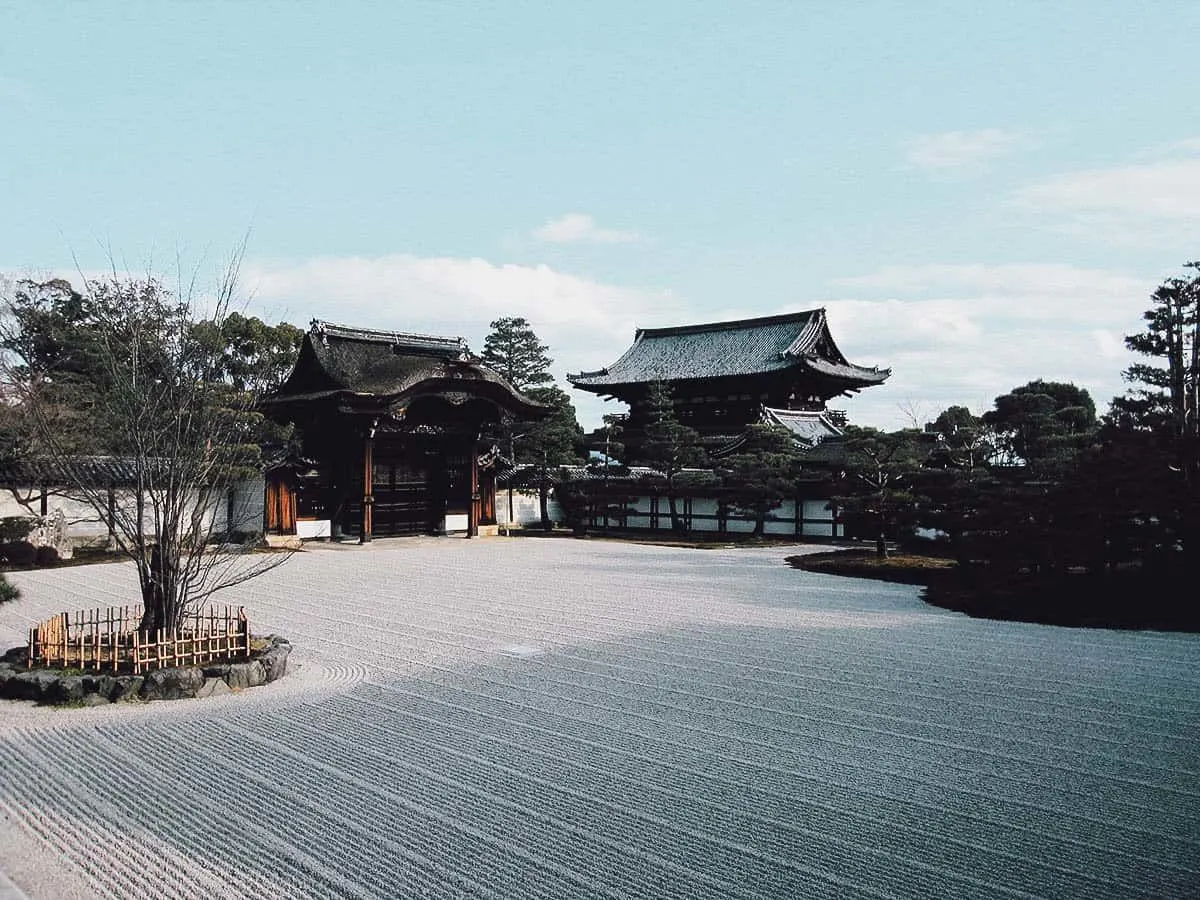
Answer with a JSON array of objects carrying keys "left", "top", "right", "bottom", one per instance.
[
  {"left": 569, "top": 309, "right": 888, "bottom": 389},
  {"left": 0, "top": 455, "right": 170, "bottom": 488}
]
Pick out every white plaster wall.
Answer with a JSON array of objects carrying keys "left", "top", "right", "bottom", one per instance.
[
  {"left": 495, "top": 489, "right": 565, "bottom": 528},
  {"left": 0, "top": 477, "right": 266, "bottom": 545},
  {"left": 578, "top": 492, "right": 841, "bottom": 538},
  {"left": 801, "top": 499, "right": 842, "bottom": 538}
]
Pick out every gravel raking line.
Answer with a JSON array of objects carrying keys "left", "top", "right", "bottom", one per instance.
[{"left": 2, "top": 538, "right": 1199, "bottom": 898}]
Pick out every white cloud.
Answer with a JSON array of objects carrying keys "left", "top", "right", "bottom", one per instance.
[
  {"left": 1010, "top": 151, "right": 1200, "bottom": 239},
  {"left": 533, "top": 213, "right": 640, "bottom": 244},
  {"left": 820, "top": 263, "right": 1155, "bottom": 429},
  {"left": 240, "top": 253, "right": 683, "bottom": 427},
  {"left": 905, "top": 129, "right": 1024, "bottom": 170}
]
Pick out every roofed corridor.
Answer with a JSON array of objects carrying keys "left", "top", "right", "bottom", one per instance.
[{"left": 1, "top": 539, "right": 1198, "bottom": 898}]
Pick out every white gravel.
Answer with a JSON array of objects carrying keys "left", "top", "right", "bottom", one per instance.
[{"left": 1, "top": 538, "right": 1198, "bottom": 898}]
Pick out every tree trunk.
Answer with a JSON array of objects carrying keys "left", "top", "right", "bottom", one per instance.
[
  {"left": 137, "top": 545, "right": 176, "bottom": 636},
  {"left": 539, "top": 481, "right": 552, "bottom": 531},
  {"left": 667, "top": 492, "right": 684, "bottom": 533},
  {"left": 753, "top": 513, "right": 765, "bottom": 538}
]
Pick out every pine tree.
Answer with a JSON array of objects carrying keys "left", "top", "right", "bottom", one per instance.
[
  {"left": 480, "top": 317, "right": 553, "bottom": 392},
  {"left": 720, "top": 424, "right": 804, "bottom": 538},
  {"left": 836, "top": 426, "right": 926, "bottom": 557},
  {"left": 1111, "top": 262, "right": 1200, "bottom": 567},
  {"left": 517, "top": 385, "right": 583, "bottom": 529},
  {"left": 479, "top": 317, "right": 580, "bottom": 529},
  {"left": 639, "top": 381, "right": 705, "bottom": 532}
]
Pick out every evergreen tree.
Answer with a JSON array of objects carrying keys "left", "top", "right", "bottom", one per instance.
[
  {"left": 836, "top": 426, "right": 926, "bottom": 557},
  {"left": 639, "top": 381, "right": 705, "bottom": 532},
  {"left": 516, "top": 385, "right": 583, "bottom": 529},
  {"left": 720, "top": 424, "right": 804, "bottom": 537},
  {"left": 478, "top": 317, "right": 584, "bottom": 528},
  {"left": 983, "top": 380, "right": 1096, "bottom": 467},
  {"left": 918, "top": 406, "right": 993, "bottom": 567},
  {"left": 1111, "top": 262, "right": 1200, "bottom": 567},
  {"left": 480, "top": 316, "right": 553, "bottom": 392}
]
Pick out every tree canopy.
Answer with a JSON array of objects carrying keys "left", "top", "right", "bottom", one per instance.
[
  {"left": 638, "top": 381, "right": 705, "bottom": 531},
  {"left": 983, "top": 380, "right": 1096, "bottom": 466},
  {"left": 720, "top": 423, "right": 804, "bottom": 537},
  {"left": 480, "top": 316, "right": 554, "bottom": 392},
  {"left": 0, "top": 266, "right": 294, "bottom": 633},
  {"left": 836, "top": 426, "right": 927, "bottom": 557},
  {"left": 479, "top": 316, "right": 582, "bottom": 529}
]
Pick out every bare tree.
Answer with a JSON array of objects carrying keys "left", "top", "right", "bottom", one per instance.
[{"left": 0, "top": 251, "right": 292, "bottom": 635}]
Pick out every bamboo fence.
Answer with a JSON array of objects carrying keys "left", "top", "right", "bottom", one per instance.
[{"left": 28, "top": 605, "right": 251, "bottom": 674}]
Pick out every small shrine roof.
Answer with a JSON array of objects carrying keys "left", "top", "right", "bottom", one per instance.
[
  {"left": 760, "top": 407, "right": 843, "bottom": 448},
  {"left": 568, "top": 309, "right": 889, "bottom": 390},
  {"left": 262, "top": 320, "right": 547, "bottom": 419}
]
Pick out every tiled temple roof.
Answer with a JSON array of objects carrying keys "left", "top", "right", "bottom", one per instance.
[
  {"left": 569, "top": 309, "right": 889, "bottom": 390},
  {"left": 262, "top": 320, "right": 547, "bottom": 418},
  {"left": 760, "top": 407, "right": 843, "bottom": 448}
]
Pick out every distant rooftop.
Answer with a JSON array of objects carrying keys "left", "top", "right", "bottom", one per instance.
[
  {"left": 569, "top": 309, "right": 889, "bottom": 390},
  {"left": 761, "top": 407, "right": 843, "bottom": 448}
]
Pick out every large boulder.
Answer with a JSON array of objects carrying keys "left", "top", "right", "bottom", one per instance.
[
  {"left": 258, "top": 637, "right": 291, "bottom": 682},
  {"left": 224, "top": 660, "right": 267, "bottom": 690},
  {"left": 2, "top": 645, "right": 27, "bottom": 665},
  {"left": 6, "top": 670, "right": 60, "bottom": 702},
  {"left": 139, "top": 667, "right": 204, "bottom": 701},
  {"left": 48, "top": 675, "right": 86, "bottom": 704},
  {"left": 196, "top": 677, "right": 232, "bottom": 699},
  {"left": 83, "top": 674, "right": 118, "bottom": 698},
  {"left": 110, "top": 675, "right": 144, "bottom": 702}
]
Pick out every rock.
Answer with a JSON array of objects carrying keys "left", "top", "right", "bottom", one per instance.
[
  {"left": 83, "top": 675, "right": 118, "bottom": 698},
  {"left": 7, "top": 670, "right": 59, "bottom": 702},
  {"left": 139, "top": 667, "right": 204, "bottom": 701},
  {"left": 2, "top": 645, "right": 28, "bottom": 665},
  {"left": 0, "top": 667, "right": 16, "bottom": 699},
  {"left": 48, "top": 675, "right": 85, "bottom": 704},
  {"left": 258, "top": 638, "right": 291, "bottom": 683},
  {"left": 225, "top": 660, "right": 266, "bottom": 690},
  {"left": 202, "top": 663, "right": 231, "bottom": 680},
  {"left": 81, "top": 693, "right": 111, "bottom": 706},
  {"left": 110, "top": 675, "right": 144, "bottom": 702},
  {"left": 196, "top": 677, "right": 232, "bottom": 699}
]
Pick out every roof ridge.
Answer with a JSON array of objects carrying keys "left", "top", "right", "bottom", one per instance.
[
  {"left": 310, "top": 320, "right": 469, "bottom": 352},
  {"left": 634, "top": 309, "right": 821, "bottom": 339}
]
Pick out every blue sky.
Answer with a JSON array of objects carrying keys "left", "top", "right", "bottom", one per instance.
[{"left": 4, "top": 2, "right": 1200, "bottom": 429}]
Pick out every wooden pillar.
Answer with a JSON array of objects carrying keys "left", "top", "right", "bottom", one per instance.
[
  {"left": 360, "top": 428, "right": 374, "bottom": 544},
  {"left": 468, "top": 447, "right": 479, "bottom": 539}
]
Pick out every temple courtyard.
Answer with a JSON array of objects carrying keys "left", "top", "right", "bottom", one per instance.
[{"left": 0, "top": 538, "right": 1198, "bottom": 899}]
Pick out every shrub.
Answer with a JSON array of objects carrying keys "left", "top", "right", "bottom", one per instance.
[
  {"left": 5, "top": 541, "right": 37, "bottom": 567},
  {"left": 34, "top": 545, "right": 60, "bottom": 567},
  {"left": 0, "top": 517, "right": 35, "bottom": 543},
  {"left": 0, "top": 574, "right": 18, "bottom": 604}
]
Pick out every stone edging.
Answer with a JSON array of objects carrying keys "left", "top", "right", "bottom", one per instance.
[{"left": 0, "top": 636, "right": 291, "bottom": 706}]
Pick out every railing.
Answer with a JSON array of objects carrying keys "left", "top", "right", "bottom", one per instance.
[{"left": 29, "top": 605, "right": 251, "bottom": 674}]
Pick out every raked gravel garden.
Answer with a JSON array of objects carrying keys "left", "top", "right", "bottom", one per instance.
[{"left": 0, "top": 538, "right": 1198, "bottom": 899}]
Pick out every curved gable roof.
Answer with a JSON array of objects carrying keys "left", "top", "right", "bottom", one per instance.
[
  {"left": 569, "top": 309, "right": 888, "bottom": 389},
  {"left": 263, "top": 320, "right": 548, "bottom": 418}
]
